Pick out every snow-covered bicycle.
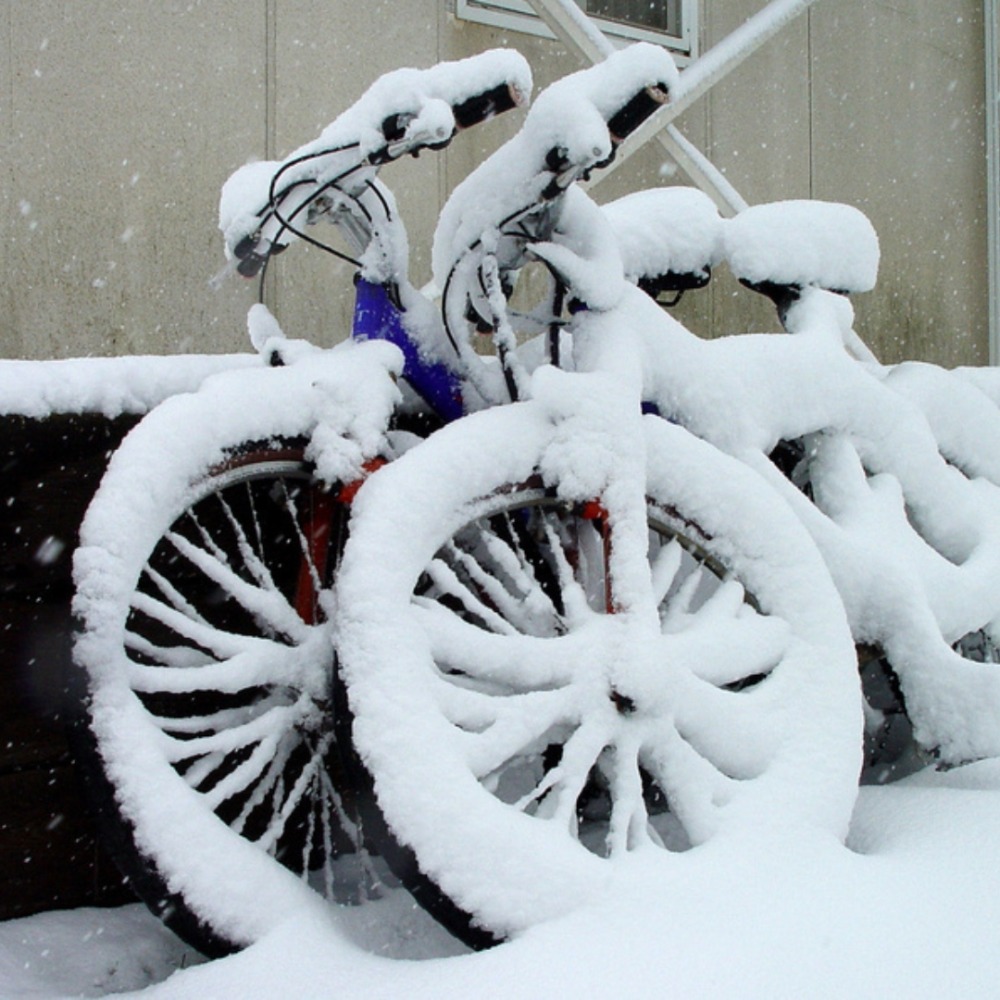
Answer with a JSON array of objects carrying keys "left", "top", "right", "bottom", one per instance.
[
  {"left": 599, "top": 187, "right": 1000, "bottom": 782},
  {"left": 72, "top": 46, "right": 861, "bottom": 954}
]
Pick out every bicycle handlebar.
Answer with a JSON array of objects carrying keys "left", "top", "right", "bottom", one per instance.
[
  {"left": 539, "top": 79, "right": 672, "bottom": 201},
  {"left": 453, "top": 80, "right": 525, "bottom": 130},
  {"left": 220, "top": 49, "right": 531, "bottom": 278},
  {"left": 435, "top": 44, "right": 677, "bottom": 274},
  {"left": 607, "top": 82, "right": 671, "bottom": 143},
  {"left": 426, "top": 45, "right": 679, "bottom": 394}
]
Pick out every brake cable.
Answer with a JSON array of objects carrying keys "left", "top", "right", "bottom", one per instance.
[{"left": 255, "top": 156, "right": 387, "bottom": 299}]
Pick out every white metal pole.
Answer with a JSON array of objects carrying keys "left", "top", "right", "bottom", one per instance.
[
  {"left": 604, "top": 0, "right": 823, "bottom": 178},
  {"left": 525, "top": 0, "right": 820, "bottom": 213}
]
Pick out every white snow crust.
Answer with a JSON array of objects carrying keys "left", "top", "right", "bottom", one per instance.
[
  {"left": 6, "top": 763, "right": 1000, "bottom": 998},
  {"left": 0, "top": 354, "right": 255, "bottom": 418},
  {"left": 219, "top": 49, "right": 532, "bottom": 257},
  {"left": 601, "top": 186, "right": 724, "bottom": 283},
  {"left": 29, "top": 35, "right": 1000, "bottom": 991},
  {"left": 724, "top": 199, "right": 880, "bottom": 292}
]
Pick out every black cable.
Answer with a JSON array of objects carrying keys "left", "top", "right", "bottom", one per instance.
[
  {"left": 250, "top": 145, "right": 372, "bottom": 301},
  {"left": 256, "top": 162, "right": 397, "bottom": 282},
  {"left": 364, "top": 180, "right": 393, "bottom": 223},
  {"left": 548, "top": 279, "right": 565, "bottom": 368},
  {"left": 440, "top": 199, "right": 543, "bottom": 351},
  {"left": 269, "top": 163, "right": 367, "bottom": 269},
  {"left": 440, "top": 254, "right": 470, "bottom": 355},
  {"left": 266, "top": 141, "right": 360, "bottom": 210}
]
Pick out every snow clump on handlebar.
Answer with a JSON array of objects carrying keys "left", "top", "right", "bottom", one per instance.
[
  {"left": 432, "top": 43, "right": 679, "bottom": 288},
  {"left": 219, "top": 48, "right": 532, "bottom": 260}
]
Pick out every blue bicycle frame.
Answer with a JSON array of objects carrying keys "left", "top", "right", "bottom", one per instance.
[{"left": 351, "top": 277, "right": 465, "bottom": 424}]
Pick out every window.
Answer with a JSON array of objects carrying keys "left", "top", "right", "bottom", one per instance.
[{"left": 455, "top": 0, "right": 697, "bottom": 60}]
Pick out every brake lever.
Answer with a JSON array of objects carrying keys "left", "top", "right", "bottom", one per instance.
[{"left": 371, "top": 100, "right": 456, "bottom": 165}]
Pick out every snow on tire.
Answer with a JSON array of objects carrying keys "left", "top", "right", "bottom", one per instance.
[
  {"left": 335, "top": 404, "right": 862, "bottom": 944},
  {"left": 72, "top": 353, "right": 398, "bottom": 954}
]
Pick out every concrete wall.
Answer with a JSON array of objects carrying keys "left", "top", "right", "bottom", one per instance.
[{"left": 0, "top": 1, "right": 990, "bottom": 367}]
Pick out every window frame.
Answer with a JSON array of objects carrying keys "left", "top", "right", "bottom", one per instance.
[
  {"left": 454, "top": 0, "right": 698, "bottom": 62},
  {"left": 987, "top": 0, "right": 1000, "bottom": 363}
]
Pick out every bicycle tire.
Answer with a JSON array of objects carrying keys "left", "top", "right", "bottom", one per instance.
[
  {"left": 335, "top": 404, "right": 861, "bottom": 944},
  {"left": 770, "top": 431, "right": 1000, "bottom": 776},
  {"left": 68, "top": 342, "right": 411, "bottom": 955},
  {"left": 72, "top": 438, "right": 371, "bottom": 956}
]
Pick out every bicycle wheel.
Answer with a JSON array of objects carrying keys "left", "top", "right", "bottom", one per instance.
[
  {"left": 770, "top": 431, "right": 1000, "bottom": 774},
  {"left": 74, "top": 428, "right": 370, "bottom": 956},
  {"left": 336, "top": 405, "right": 861, "bottom": 945}
]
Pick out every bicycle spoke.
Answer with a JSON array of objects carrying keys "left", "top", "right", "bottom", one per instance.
[
  {"left": 201, "top": 734, "right": 283, "bottom": 810},
  {"left": 317, "top": 781, "right": 337, "bottom": 900},
  {"left": 160, "top": 698, "right": 310, "bottom": 762},
  {"left": 477, "top": 516, "right": 565, "bottom": 627},
  {"left": 414, "top": 601, "right": 579, "bottom": 692},
  {"left": 487, "top": 510, "right": 565, "bottom": 612},
  {"left": 539, "top": 513, "right": 599, "bottom": 625},
  {"left": 423, "top": 555, "right": 521, "bottom": 636},
  {"left": 605, "top": 734, "right": 646, "bottom": 856},
  {"left": 164, "top": 529, "right": 308, "bottom": 643},
  {"left": 129, "top": 591, "right": 263, "bottom": 659},
  {"left": 531, "top": 717, "right": 613, "bottom": 832},
  {"left": 214, "top": 488, "right": 287, "bottom": 597},
  {"left": 442, "top": 540, "right": 556, "bottom": 635},
  {"left": 656, "top": 613, "right": 788, "bottom": 688},
  {"left": 461, "top": 687, "right": 580, "bottom": 779},
  {"left": 124, "top": 630, "right": 215, "bottom": 669},
  {"left": 181, "top": 749, "right": 230, "bottom": 791},
  {"left": 230, "top": 737, "right": 297, "bottom": 837},
  {"left": 156, "top": 705, "right": 274, "bottom": 740},
  {"left": 671, "top": 674, "right": 782, "bottom": 780},
  {"left": 143, "top": 564, "right": 213, "bottom": 629},
  {"left": 254, "top": 733, "right": 331, "bottom": 851},
  {"left": 641, "top": 730, "right": 735, "bottom": 846},
  {"left": 659, "top": 560, "right": 708, "bottom": 627},
  {"left": 277, "top": 480, "right": 330, "bottom": 600},
  {"left": 126, "top": 637, "right": 324, "bottom": 695},
  {"left": 649, "top": 537, "right": 684, "bottom": 607}
]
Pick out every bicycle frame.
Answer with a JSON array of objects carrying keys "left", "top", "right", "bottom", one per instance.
[{"left": 351, "top": 278, "right": 464, "bottom": 423}]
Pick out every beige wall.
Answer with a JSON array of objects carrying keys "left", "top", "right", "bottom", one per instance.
[
  {"left": 0, "top": 1, "right": 990, "bottom": 366},
  {"left": 692, "top": 1, "right": 989, "bottom": 366},
  {"left": 810, "top": 3, "right": 988, "bottom": 365}
]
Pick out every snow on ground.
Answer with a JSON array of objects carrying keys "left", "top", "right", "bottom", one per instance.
[{"left": 3, "top": 759, "right": 1000, "bottom": 999}]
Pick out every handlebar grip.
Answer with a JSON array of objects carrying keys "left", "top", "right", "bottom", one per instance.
[
  {"left": 375, "top": 80, "right": 525, "bottom": 163},
  {"left": 606, "top": 82, "right": 671, "bottom": 142},
  {"left": 452, "top": 82, "right": 524, "bottom": 130}
]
